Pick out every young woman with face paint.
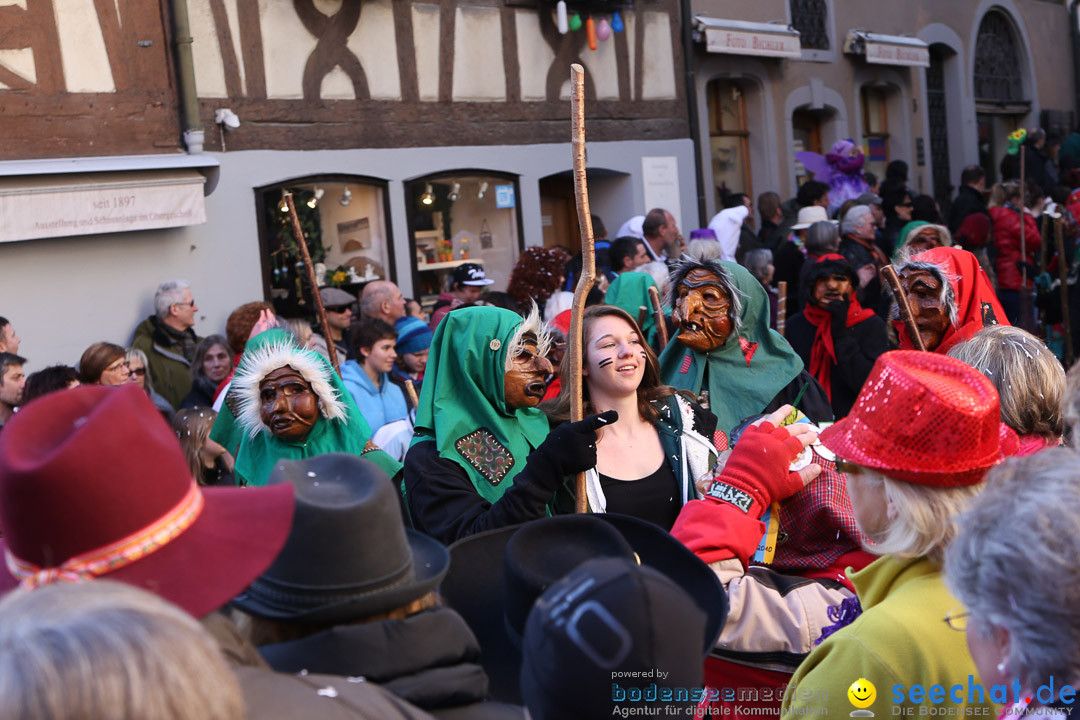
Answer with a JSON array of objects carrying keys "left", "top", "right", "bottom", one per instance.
[{"left": 543, "top": 305, "right": 723, "bottom": 530}]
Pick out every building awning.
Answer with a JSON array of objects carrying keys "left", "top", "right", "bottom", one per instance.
[
  {"left": 0, "top": 154, "right": 218, "bottom": 244},
  {"left": 0, "top": 169, "right": 210, "bottom": 244},
  {"left": 694, "top": 16, "right": 801, "bottom": 59},
  {"left": 844, "top": 31, "right": 930, "bottom": 68}
]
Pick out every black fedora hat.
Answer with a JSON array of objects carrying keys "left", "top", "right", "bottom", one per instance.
[
  {"left": 440, "top": 513, "right": 727, "bottom": 704},
  {"left": 232, "top": 453, "right": 449, "bottom": 624}
]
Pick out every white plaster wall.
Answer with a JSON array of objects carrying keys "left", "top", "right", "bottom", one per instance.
[
  {"left": 0, "top": 48, "right": 35, "bottom": 87},
  {"left": 412, "top": 4, "right": 440, "bottom": 102},
  {"left": 451, "top": 6, "right": 506, "bottom": 101},
  {"left": 54, "top": 0, "right": 114, "bottom": 93},
  {"left": 261, "top": 0, "right": 315, "bottom": 99},
  {"left": 189, "top": 0, "right": 228, "bottom": 98},
  {"left": 641, "top": 11, "right": 676, "bottom": 100},
  {"left": 516, "top": 9, "right": 556, "bottom": 102},
  {"left": 347, "top": 0, "right": 400, "bottom": 100},
  {"left": 0, "top": 139, "right": 695, "bottom": 372}
]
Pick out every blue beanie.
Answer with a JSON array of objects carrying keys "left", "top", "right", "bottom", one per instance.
[{"left": 395, "top": 316, "right": 433, "bottom": 355}]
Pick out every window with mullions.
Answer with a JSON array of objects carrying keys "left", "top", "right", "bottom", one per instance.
[
  {"left": 790, "top": 0, "right": 829, "bottom": 50},
  {"left": 707, "top": 79, "right": 752, "bottom": 201},
  {"left": 973, "top": 11, "right": 1023, "bottom": 103}
]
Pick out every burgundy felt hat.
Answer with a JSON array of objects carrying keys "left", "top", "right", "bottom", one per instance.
[
  {"left": 820, "top": 351, "right": 1019, "bottom": 486},
  {"left": 0, "top": 384, "right": 294, "bottom": 618}
]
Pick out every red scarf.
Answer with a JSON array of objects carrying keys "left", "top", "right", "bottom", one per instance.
[{"left": 802, "top": 299, "right": 874, "bottom": 399}]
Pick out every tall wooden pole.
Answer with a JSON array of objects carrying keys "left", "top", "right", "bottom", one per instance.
[
  {"left": 570, "top": 64, "right": 596, "bottom": 514},
  {"left": 1019, "top": 147, "right": 1033, "bottom": 331},
  {"left": 881, "top": 265, "right": 927, "bottom": 351},
  {"left": 284, "top": 191, "right": 340, "bottom": 373},
  {"left": 1055, "top": 217, "right": 1074, "bottom": 367},
  {"left": 648, "top": 285, "right": 669, "bottom": 351},
  {"left": 776, "top": 281, "right": 788, "bottom": 336}
]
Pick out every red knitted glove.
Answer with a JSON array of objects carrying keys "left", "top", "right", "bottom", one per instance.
[{"left": 702, "top": 422, "right": 808, "bottom": 517}]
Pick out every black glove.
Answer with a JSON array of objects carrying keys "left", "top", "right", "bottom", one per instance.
[
  {"left": 526, "top": 410, "right": 619, "bottom": 490},
  {"left": 825, "top": 297, "right": 850, "bottom": 319}
]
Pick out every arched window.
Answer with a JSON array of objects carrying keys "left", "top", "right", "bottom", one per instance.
[
  {"left": 255, "top": 176, "right": 394, "bottom": 317},
  {"left": 789, "top": 0, "right": 829, "bottom": 50},
  {"left": 973, "top": 11, "right": 1023, "bottom": 103}
]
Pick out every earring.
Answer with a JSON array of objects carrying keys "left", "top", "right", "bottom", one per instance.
[{"left": 996, "top": 662, "right": 1007, "bottom": 674}]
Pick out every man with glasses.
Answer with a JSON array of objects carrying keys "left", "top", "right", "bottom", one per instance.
[{"left": 131, "top": 279, "right": 202, "bottom": 409}]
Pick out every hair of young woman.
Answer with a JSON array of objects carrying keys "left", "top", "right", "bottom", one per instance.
[
  {"left": 541, "top": 304, "right": 686, "bottom": 425},
  {"left": 172, "top": 407, "right": 218, "bottom": 486}
]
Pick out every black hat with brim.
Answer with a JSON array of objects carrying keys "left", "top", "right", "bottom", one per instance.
[
  {"left": 439, "top": 513, "right": 727, "bottom": 705},
  {"left": 232, "top": 454, "right": 449, "bottom": 625}
]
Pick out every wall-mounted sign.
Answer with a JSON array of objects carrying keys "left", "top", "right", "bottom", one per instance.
[
  {"left": 495, "top": 184, "right": 516, "bottom": 209},
  {"left": 845, "top": 31, "right": 930, "bottom": 68},
  {"left": 696, "top": 18, "right": 802, "bottom": 59},
  {"left": 0, "top": 170, "right": 206, "bottom": 243}
]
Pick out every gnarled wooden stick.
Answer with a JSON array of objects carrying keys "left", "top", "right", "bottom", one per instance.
[
  {"left": 648, "top": 285, "right": 668, "bottom": 350},
  {"left": 776, "top": 281, "right": 788, "bottom": 337},
  {"left": 403, "top": 379, "right": 419, "bottom": 409},
  {"left": 570, "top": 64, "right": 595, "bottom": 514},
  {"left": 881, "top": 265, "right": 926, "bottom": 351},
  {"left": 284, "top": 191, "right": 339, "bottom": 373}
]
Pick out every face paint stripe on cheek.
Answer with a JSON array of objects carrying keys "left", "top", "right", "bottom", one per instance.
[{"left": 597, "top": 358, "right": 614, "bottom": 368}]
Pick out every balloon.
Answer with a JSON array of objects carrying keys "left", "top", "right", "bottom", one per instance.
[
  {"left": 612, "top": 10, "right": 624, "bottom": 33},
  {"left": 586, "top": 16, "right": 597, "bottom": 50},
  {"left": 597, "top": 17, "right": 612, "bottom": 41},
  {"left": 569, "top": 12, "right": 582, "bottom": 31},
  {"left": 556, "top": 1, "right": 568, "bottom": 34}
]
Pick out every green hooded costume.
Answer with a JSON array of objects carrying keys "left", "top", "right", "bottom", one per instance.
[
  {"left": 658, "top": 260, "right": 807, "bottom": 436},
  {"left": 218, "top": 329, "right": 401, "bottom": 487},
  {"left": 603, "top": 271, "right": 662, "bottom": 348},
  {"left": 411, "top": 306, "right": 550, "bottom": 504}
]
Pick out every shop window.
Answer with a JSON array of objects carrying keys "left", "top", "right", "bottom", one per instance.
[
  {"left": 256, "top": 176, "right": 394, "bottom": 318},
  {"left": 861, "top": 86, "right": 890, "bottom": 180},
  {"left": 789, "top": 0, "right": 829, "bottom": 50},
  {"left": 405, "top": 172, "right": 523, "bottom": 310},
  {"left": 707, "top": 79, "right": 752, "bottom": 202}
]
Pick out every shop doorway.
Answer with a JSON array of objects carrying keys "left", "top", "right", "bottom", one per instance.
[{"left": 792, "top": 108, "right": 828, "bottom": 186}]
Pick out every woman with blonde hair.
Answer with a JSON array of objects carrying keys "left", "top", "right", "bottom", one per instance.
[
  {"left": 126, "top": 347, "right": 175, "bottom": 418},
  {"left": 673, "top": 351, "right": 1014, "bottom": 719},
  {"left": 0, "top": 580, "right": 244, "bottom": 720},
  {"left": 948, "top": 325, "right": 1064, "bottom": 455}
]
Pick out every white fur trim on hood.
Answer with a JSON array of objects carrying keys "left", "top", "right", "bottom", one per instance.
[{"left": 232, "top": 339, "right": 347, "bottom": 438}]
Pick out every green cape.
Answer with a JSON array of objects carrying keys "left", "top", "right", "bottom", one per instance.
[
  {"left": 658, "top": 261, "right": 803, "bottom": 436},
  {"left": 604, "top": 271, "right": 661, "bottom": 347},
  {"left": 217, "top": 329, "right": 401, "bottom": 487},
  {"left": 411, "top": 306, "right": 550, "bottom": 504}
]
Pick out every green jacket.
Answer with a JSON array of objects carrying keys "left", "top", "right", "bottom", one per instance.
[
  {"left": 131, "top": 316, "right": 199, "bottom": 409},
  {"left": 780, "top": 556, "right": 995, "bottom": 719}
]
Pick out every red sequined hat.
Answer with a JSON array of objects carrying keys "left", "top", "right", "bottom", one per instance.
[{"left": 820, "top": 351, "right": 1019, "bottom": 487}]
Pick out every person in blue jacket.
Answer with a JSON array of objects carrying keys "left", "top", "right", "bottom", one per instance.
[{"left": 341, "top": 318, "right": 411, "bottom": 460}]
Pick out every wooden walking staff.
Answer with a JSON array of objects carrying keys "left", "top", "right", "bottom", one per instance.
[
  {"left": 880, "top": 265, "right": 927, "bottom": 351},
  {"left": 776, "top": 281, "right": 788, "bottom": 337},
  {"left": 1055, "top": 216, "right": 1074, "bottom": 367},
  {"left": 569, "top": 64, "right": 596, "bottom": 514},
  {"left": 403, "top": 379, "right": 420, "bottom": 410},
  {"left": 648, "top": 285, "right": 669, "bottom": 350},
  {"left": 284, "top": 190, "right": 340, "bottom": 374}
]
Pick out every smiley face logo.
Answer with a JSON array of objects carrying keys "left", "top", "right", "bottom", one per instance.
[{"left": 848, "top": 678, "right": 876, "bottom": 711}]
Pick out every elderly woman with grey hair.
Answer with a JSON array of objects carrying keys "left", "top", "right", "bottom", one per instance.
[
  {"left": 744, "top": 248, "right": 780, "bottom": 329},
  {"left": 839, "top": 205, "right": 891, "bottom": 317},
  {"left": 944, "top": 448, "right": 1080, "bottom": 717}
]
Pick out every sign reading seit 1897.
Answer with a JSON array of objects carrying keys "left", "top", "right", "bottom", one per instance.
[{"left": 704, "top": 29, "right": 802, "bottom": 59}]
